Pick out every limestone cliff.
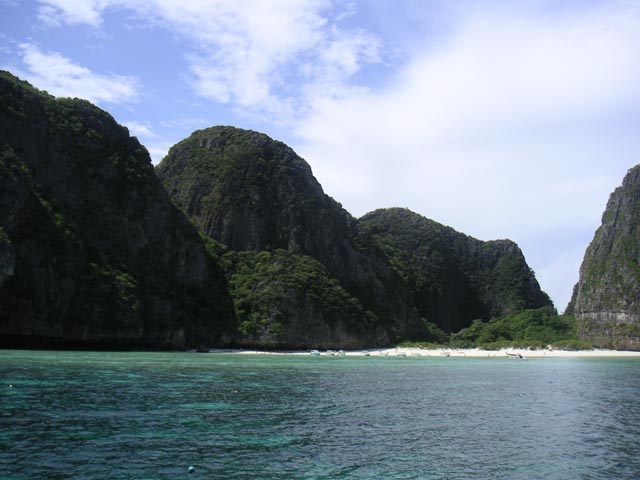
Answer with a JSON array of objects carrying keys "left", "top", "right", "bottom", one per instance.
[
  {"left": 0, "top": 70, "right": 557, "bottom": 350},
  {"left": 222, "top": 249, "right": 385, "bottom": 349},
  {"left": 0, "top": 71, "right": 236, "bottom": 349},
  {"left": 567, "top": 165, "right": 640, "bottom": 350},
  {"left": 360, "top": 208, "right": 552, "bottom": 331},
  {"left": 157, "top": 127, "right": 426, "bottom": 345}
]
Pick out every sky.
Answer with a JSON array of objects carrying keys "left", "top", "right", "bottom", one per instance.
[{"left": 1, "top": 0, "right": 639, "bottom": 312}]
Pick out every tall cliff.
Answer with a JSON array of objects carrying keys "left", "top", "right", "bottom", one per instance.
[
  {"left": 0, "top": 71, "right": 556, "bottom": 350},
  {"left": 359, "top": 208, "right": 552, "bottom": 331},
  {"left": 0, "top": 71, "right": 236, "bottom": 349},
  {"left": 157, "top": 127, "right": 426, "bottom": 345},
  {"left": 221, "top": 248, "right": 382, "bottom": 349},
  {"left": 567, "top": 165, "right": 640, "bottom": 350}
]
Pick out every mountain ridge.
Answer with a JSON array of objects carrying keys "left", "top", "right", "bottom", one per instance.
[
  {"left": 156, "top": 126, "right": 427, "bottom": 345},
  {"left": 1, "top": 71, "right": 561, "bottom": 350}
]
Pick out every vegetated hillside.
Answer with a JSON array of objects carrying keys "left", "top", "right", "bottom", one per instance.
[
  {"left": 157, "top": 126, "right": 427, "bottom": 345},
  {"left": 0, "top": 70, "right": 559, "bottom": 351},
  {"left": 450, "top": 306, "right": 582, "bottom": 350},
  {"left": 221, "top": 248, "right": 384, "bottom": 349},
  {"left": 0, "top": 71, "right": 236, "bottom": 349},
  {"left": 567, "top": 165, "right": 640, "bottom": 350},
  {"left": 359, "top": 208, "right": 552, "bottom": 332}
]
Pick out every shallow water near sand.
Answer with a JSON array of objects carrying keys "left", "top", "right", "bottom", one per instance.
[{"left": 1, "top": 350, "right": 639, "bottom": 479}]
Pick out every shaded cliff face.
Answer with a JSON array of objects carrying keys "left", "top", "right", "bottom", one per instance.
[
  {"left": 0, "top": 72, "right": 236, "bottom": 349},
  {"left": 568, "top": 165, "right": 640, "bottom": 350},
  {"left": 223, "top": 249, "right": 386, "bottom": 349},
  {"left": 359, "top": 208, "right": 552, "bottom": 331},
  {"left": 157, "top": 127, "right": 426, "bottom": 344}
]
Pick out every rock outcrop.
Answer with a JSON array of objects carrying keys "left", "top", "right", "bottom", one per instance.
[
  {"left": 360, "top": 208, "right": 552, "bottom": 331},
  {"left": 157, "top": 127, "right": 426, "bottom": 345},
  {"left": 0, "top": 71, "right": 236, "bottom": 349},
  {"left": 567, "top": 165, "right": 640, "bottom": 350},
  {"left": 222, "top": 249, "right": 382, "bottom": 349},
  {"left": 0, "top": 71, "right": 556, "bottom": 350}
]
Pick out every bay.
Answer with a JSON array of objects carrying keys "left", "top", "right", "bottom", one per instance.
[{"left": 1, "top": 350, "right": 639, "bottom": 479}]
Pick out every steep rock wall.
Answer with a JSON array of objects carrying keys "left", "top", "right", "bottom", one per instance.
[
  {"left": 360, "top": 208, "right": 552, "bottom": 331},
  {"left": 157, "top": 127, "right": 426, "bottom": 344},
  {"left": 568, "top": 165, "right": 640, "bottom": 350},
  {"left": 0, "top": 72, "right": 236, "bottom": 349}
]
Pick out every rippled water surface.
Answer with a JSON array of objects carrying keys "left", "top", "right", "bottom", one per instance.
[{"left": 1, "top": 350, "right": 640, "bottom": 479}]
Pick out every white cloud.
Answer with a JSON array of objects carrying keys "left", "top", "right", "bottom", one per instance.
[
  {"left": 35, "top": 0, "right": 383, "bottom": 119},
  {"left": 155, "top": 0, "right": 384, "bottom": 118},
  {"left": 124, "top": 121, "right": 155, "bottom": 138},
  {"left": 146, "top": 141, "right": 173, "bottom": 164},
  {"left": 28, "top": 0, "right": 640, "bottom": 311},
  {"left": 37, "top": 0, "right": 108, "bottom": 26},
  {"left": 293, "top": 2, "right": 640, "bottom": 309},
  {"left": 296, "top": 2, "right": 640, "bottom": 216},
  {"left": 17, "top": 43, "right": 139, "bottom": 105},
  {"left": 535, "top": 245, "right": 587, "bottom": 313},
  {"left": 159, "top": 117, "right": 209, "bottom": 129}
]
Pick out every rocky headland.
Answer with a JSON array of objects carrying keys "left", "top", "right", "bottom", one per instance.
[{"left": 568, "top": 165, "right": 640, "bottom": 350}]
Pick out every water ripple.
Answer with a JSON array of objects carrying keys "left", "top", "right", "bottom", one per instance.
[{"left": 1, "top": 352, "right": 639, "bottom": 479}]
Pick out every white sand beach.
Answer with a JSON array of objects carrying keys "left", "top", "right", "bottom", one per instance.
[{"left": 210, "top": 347, "right": 640, "bottom": 358}]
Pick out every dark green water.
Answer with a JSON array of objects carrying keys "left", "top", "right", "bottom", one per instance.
[{"left": 1, "top": 351, "right": 639, "bottom": 479}]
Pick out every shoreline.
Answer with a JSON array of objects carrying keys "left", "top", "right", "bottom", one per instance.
[{"left": 207, "top": 347, "right": 640, "bottom": 358}]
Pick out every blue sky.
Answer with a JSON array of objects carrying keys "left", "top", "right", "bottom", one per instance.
[{"left": 1, "top": 0, "right": 640, "bottom": 311}]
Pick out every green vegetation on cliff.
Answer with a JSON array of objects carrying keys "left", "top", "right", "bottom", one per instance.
[
  {"left": 197, "top": 234, "right": 385, "bottom": 348},
  {"left": 157, "top": 126, "right": 427, "bottom": 346},
  {"left": 568, "top": 164, "right": 640, "bottom": 350},
  {"left": 0, "top": 71, "right": 236, "bottom": 348},
  {"left": 450, "top": 307, "right": 578, "bottom": 349},
  {"left": 360, "top": 208, "right": 552, "bottom": 332},
  {"left": 157, "top": 126, "right": 325, "bottom": 252},
  {"left": 0, "top": 71, "right": 560, "bottom": 350},
  {"left": 223, "top": 249, "right": 381, "bottom": 348},
  {"left": 157, "top": 127, "right": 554, "bottom": 349}
]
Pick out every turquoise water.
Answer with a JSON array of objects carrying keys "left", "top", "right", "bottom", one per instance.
[{"left": 1, "top": 351, "right": 639, "bottom": 479}]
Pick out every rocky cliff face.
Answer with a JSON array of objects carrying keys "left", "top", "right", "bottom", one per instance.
[
  {"left": 567, "top": 165, "right": 640, "bottom": 350},
  {"left": 157, "top": 127, "right": 426, "bottom": 345},
  {"left": 0, "top": 71, "right": 236, "bottom": 349},
  {"left": 359, "top": 208, "right": 552, "bottom": 331},
  {"left": 0, "top": 71, "right": 555, "bottom": 350},
  {"left": 222, "top": 248, "right": 385, "bottom": 349}
]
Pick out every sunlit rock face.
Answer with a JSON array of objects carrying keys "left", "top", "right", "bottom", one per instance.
[{"left": 567, "top": 165, "right": 640, "bottom": 350}]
